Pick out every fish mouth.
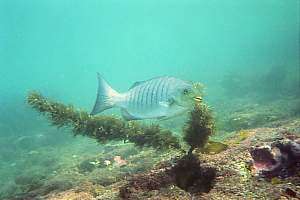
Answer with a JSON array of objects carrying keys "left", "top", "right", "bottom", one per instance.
[{"left": 194, "top": 96, "right": 202, "bottom": 102}]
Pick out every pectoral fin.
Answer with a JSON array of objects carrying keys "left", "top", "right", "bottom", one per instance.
[
  {"left": 121, "top": 109, "right": 141, "bottom": 121},
  {"left": 159, "top": 101, "right": 169, "bottom": 108},
  {"left": 159, "top": 98, "right": 175, "bottom": 108}
]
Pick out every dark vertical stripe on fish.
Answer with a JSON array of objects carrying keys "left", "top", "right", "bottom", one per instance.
[
  {"left": 150, "top": 81, "right": 157, "bottom": 108},
  {"left": 140, "top": 83, "right": 147, "bottom": 111},
  {"left": 160, "top": 77, "right": 167, "bottom": 103},
  {"left": 137, "top": 85, "right": 144, "bottom": 109},
  {"left": 131, "top": 87, "right": 138, "bottom": 109},
  {"left": 145, "top": 79, "right": 154, "bottom": 108},
  {"left": 155, "top": 77, "right": 164, "bottom": 105},
  {"left": 164, "top": 77, "right": 171, "bottom": 100},
  {"left": 154, "top": 78, "right": 160, "bottom": 106},
  {"left": 128, "top": 89, "right": 134, "bottom": 108},
  {"left": 134, "top": 85, "right": 139, "bottom": 110},
  {"left": 138, "top": 86, "right": 143, "bottom": 109},
  {"left": 134, "top": 86, "right": 140, "bottom": 110}
]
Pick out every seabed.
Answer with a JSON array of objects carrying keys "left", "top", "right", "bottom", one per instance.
[{"left": 0, "top": 94, "right": 299, "bottom": 200}]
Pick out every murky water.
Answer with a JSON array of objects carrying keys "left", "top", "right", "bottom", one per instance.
[{"left": 0, "top": 1, "right": 299, "bottom": 199}]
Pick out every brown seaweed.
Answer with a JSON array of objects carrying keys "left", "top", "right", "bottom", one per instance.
[
  {"left": 27, "top": 91, "right": 181, "bottom": 150},
  {"left": 27, "top": 91, "right": 216, "bottom": 154},
  {"left": 183, "top": 102, "right": 215, "bottom": 154}
]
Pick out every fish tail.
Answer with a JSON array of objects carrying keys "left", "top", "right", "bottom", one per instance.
[{"left": 91, "top": 73, "right": 120, "bottom": 115}]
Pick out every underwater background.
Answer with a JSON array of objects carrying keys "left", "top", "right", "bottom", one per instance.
[{"left": 0, "top": 0, "right": 299, "bottom": 199}]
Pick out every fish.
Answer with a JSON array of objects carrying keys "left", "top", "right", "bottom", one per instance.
[{"left": 91, "top": 73, "right": 203, "bottom": 120}]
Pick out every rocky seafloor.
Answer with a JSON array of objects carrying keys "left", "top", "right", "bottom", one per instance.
[
  {"left": 3, "top": 118, "right": 297, "bottom": 200},
  {"left": 59, "top": 120, "right": 300, "bottom": 199},
  {"left": 1, "top": 96, "right": 300, "bottom": 200}
]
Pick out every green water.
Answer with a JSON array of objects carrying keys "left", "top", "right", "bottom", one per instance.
[{"left": 0, "top": 0, "right": 299, "bottom": 199}]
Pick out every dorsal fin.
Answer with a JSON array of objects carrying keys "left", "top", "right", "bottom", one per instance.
[
  {"left": 128, "top": 76, "right": 171, "bottom": 90},
  {"left": 129, "top": 81, "right": 145, "bottom": 89}
]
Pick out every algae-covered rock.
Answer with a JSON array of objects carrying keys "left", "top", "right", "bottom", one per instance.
[
  {"left": 14, "top": 174, "right": 46, "bottom": 192},
  {"left": 249, "top": 135, "right": 300, "bottom": 179},
  {"left": 119, "top": 153, "right": 216, "bottom": 199},
  {"left": 78, "top": 158, "right": 98, "bottom": 173},
  {"left": 217, "top": 98, "right": 300, "bottom": 131},
  {"left": 45, "top": 189, "right": 94, "bottom": 200},
  {"left": 172, "top": 154, "right": 216, "bottom": 194},
  {"left": 200, "top": 140, "right": 228, "bottom": 154}
]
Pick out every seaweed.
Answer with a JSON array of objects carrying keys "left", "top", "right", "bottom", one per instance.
[
  {"left": 27, "top": 91, "right": 216, "bottom": 153},
  {"left": 127, "top": 123, "right": 181, "bottom": 149},
  {"left": 25, "top": 91, "right": 220, "bottom": 199},
  {"left": 119, "top": 102, "right": 217, "bottom": 198},
  {"left": 183, "top": 102, "right": 215, "bottom": 154},
  {"left": 27, "top": 91, "right": 181, "bottom": 150},
  {"left": 171, "top": 154, "right": 216, "bottom": 194},
  {"left": 119, "top": 154, "right": 216, "bottom": 198}
]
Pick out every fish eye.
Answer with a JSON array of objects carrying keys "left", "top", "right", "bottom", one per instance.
[{"left": 183, "top": 89, "right": 189, "bottom": 95}]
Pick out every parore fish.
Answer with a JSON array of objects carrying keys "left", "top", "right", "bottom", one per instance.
[{"left": 91, "top": 73, "right": 203, "bottom": 120}]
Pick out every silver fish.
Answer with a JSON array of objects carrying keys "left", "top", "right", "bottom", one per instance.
[{"left": 91, "top": 73, "right": 203, "bottom": 120}]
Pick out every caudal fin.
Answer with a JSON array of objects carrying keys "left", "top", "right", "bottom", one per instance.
[{"left": 91, "top": 73, "right": 120, "bottom": 115}]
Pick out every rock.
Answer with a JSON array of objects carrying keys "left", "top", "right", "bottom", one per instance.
[
  {"left": 45, "top": 189, "right": 93, "bottom": 200},
  {"left": 119, "top": 154, "right": 216, "bottom": 199},
  {"left": 284, "top": 188, "right": 297, "bottom": 198},
  {"left": 249, "top": 135, "right": 300, "bottom": 179}
]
